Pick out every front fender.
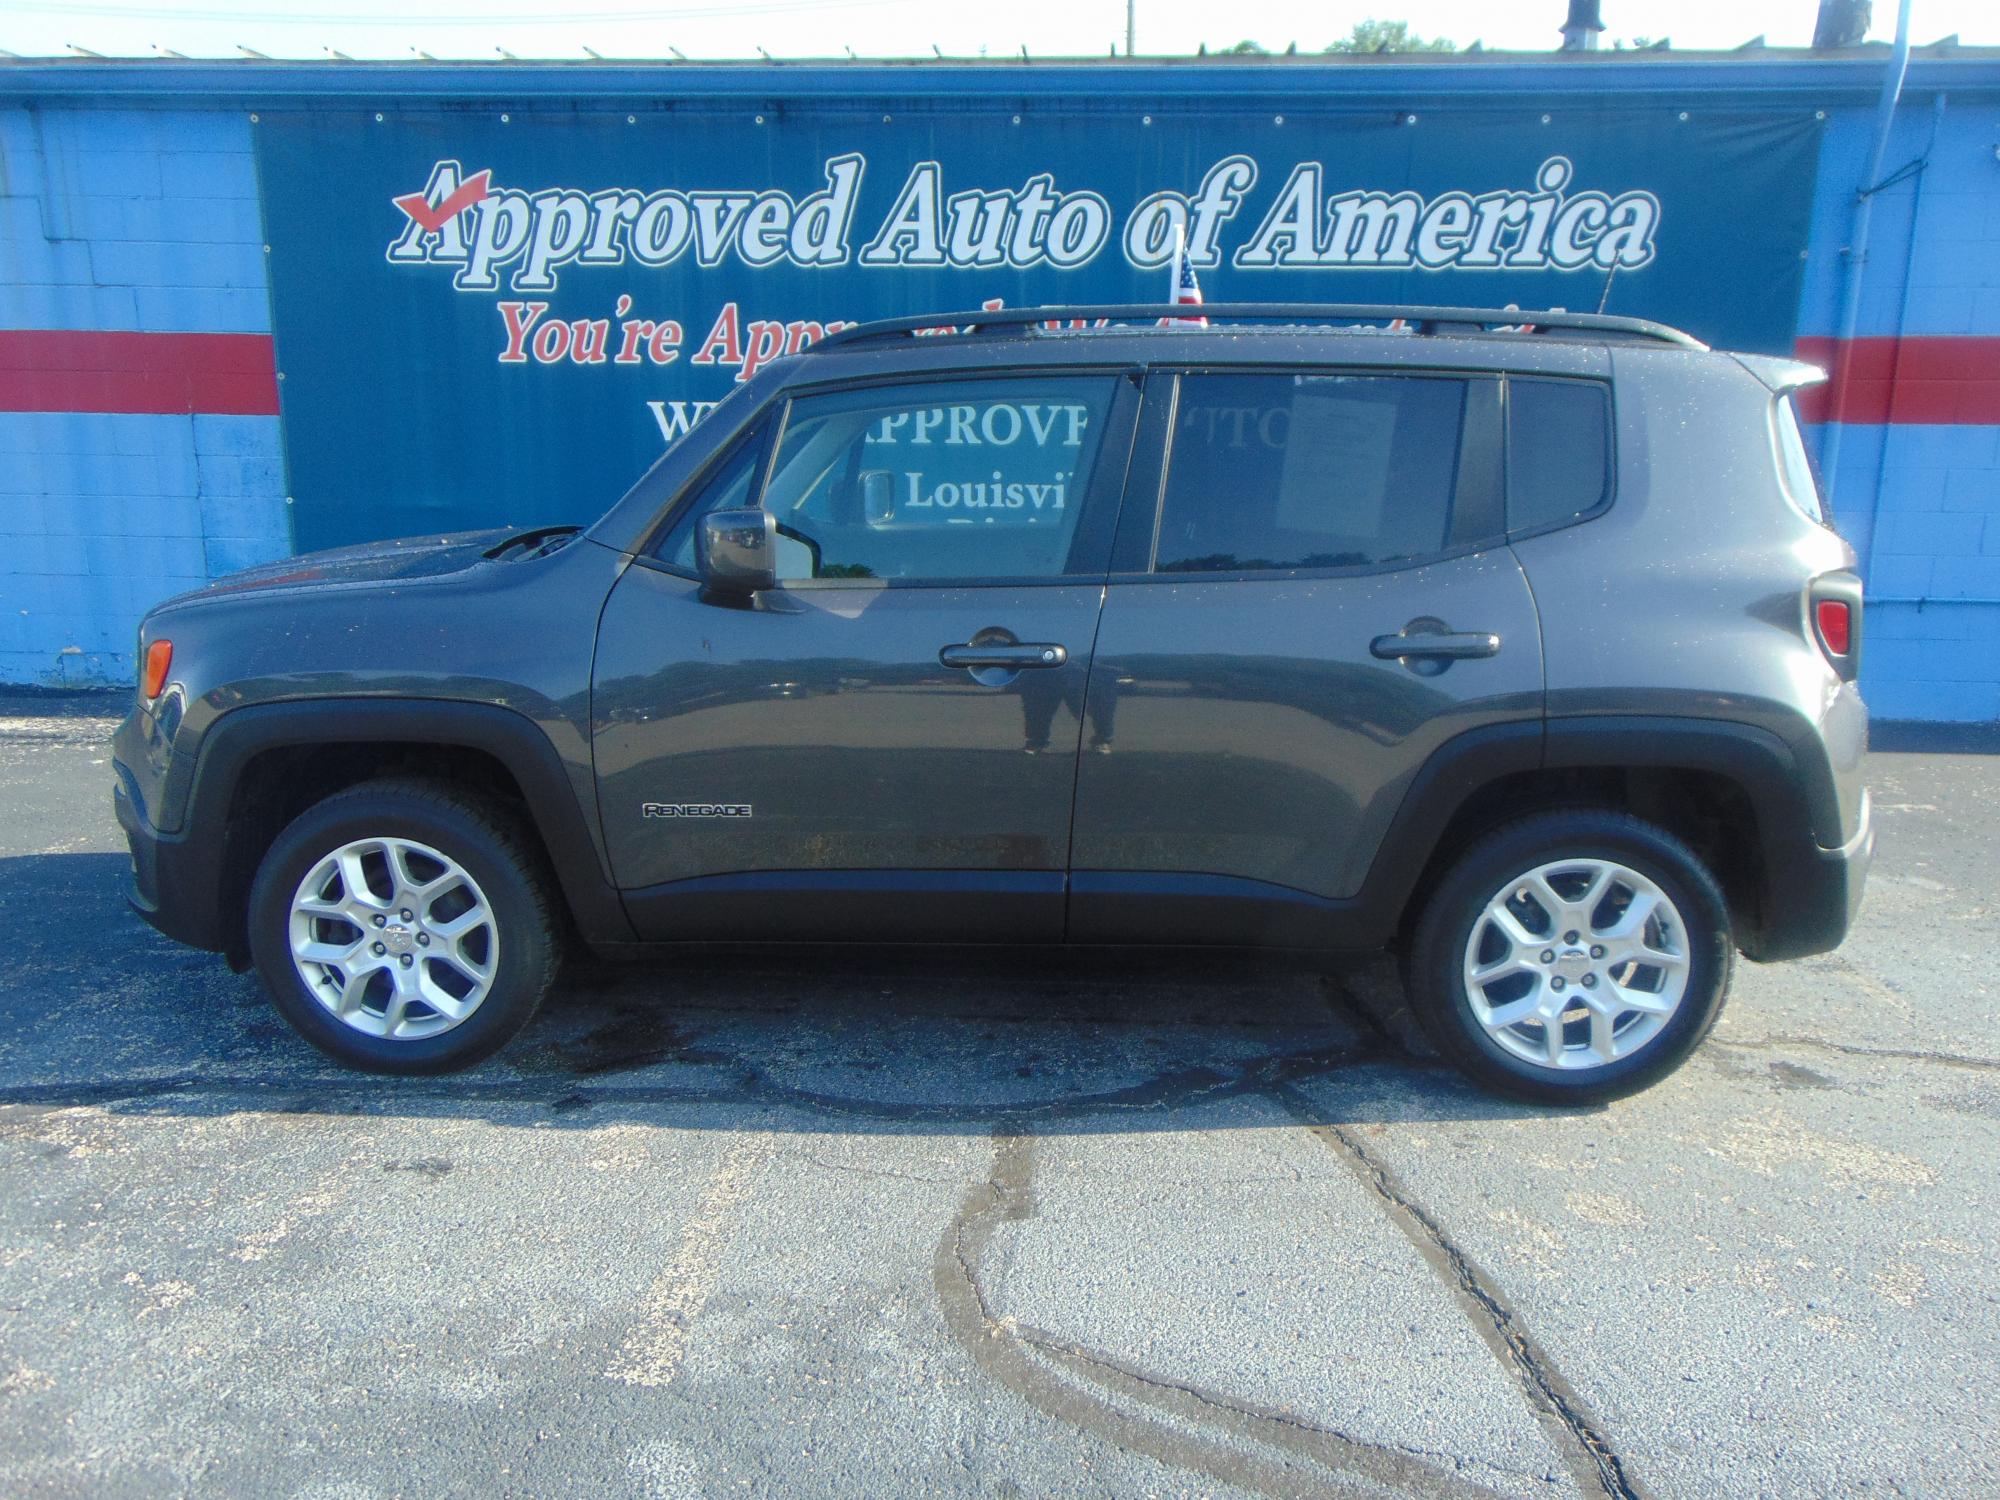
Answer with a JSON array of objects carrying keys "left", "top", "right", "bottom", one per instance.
[{"left": 126, "top": 698, "right": 634, "bottom": 953}]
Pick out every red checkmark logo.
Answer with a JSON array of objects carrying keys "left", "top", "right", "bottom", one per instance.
[{"left": 394, "top": 169, "right": 492, "bottom": 234}]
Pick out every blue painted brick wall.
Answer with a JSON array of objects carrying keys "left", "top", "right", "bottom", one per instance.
[
  {"left": 0, "top": 104, "right": 288, "bottom": 688},
  {"left": 1798, "top": 101, "right": 2000, "bottom": 723},
  {"left": 2, "top": 83, "right": 1997, "bottom": 720}
]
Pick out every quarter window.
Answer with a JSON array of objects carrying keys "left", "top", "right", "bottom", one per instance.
[
  {"left": 1506, "top": 378, "right": 1611, "bottom": 533},
  {"left": 1153, "top": 373, "right": 1467, "bottom": 574}
]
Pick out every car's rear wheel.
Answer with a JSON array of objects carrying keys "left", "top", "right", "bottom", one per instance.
[
  {"left": 1406, "top": 809, "right": 1733, "bottom": 1104},
  {"left": 247, "top": 779, "right": 559, "bottom": 1074}
]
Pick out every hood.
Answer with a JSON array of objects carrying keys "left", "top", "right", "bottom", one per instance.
[{"left": 147, "top": 527, "right": 574, "bottom": 614}]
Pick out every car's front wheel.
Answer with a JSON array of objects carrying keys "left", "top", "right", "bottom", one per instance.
[
  {"left": 1406, "top": 809, "right": 1733, "bottom": 1104},
  {"left": 247, "top": 779, "right": 560, "bottom": 1074}
]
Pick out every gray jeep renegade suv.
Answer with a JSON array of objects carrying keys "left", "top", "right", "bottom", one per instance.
[{"left": 111, "top": 303, "right": 1872, "bottom": 1102}]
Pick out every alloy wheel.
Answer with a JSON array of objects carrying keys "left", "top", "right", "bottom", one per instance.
[
  {"left": 1460, "top": 856, "right": 1691, "bottom": 1071},
  {"left": 287, "top": 836, "right": 500, "bottom": 1041}
]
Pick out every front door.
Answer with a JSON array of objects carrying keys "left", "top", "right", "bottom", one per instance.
[{"left": 592, "top": 369, "right": 1136, "bottom": 943}]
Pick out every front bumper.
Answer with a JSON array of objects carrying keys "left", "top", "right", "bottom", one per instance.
[
  {"left": 114, "top": 762, "right": 228, "bottom": 953},
  {"left": 1747, "top": 788, "right": 1874, "bottom": 962}
]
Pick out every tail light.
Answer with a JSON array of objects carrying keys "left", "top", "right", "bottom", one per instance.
[
  {"left": 1808, "top": 572, "right": 1863, "bottom": 681},
  {"left": 142, "top": 639, "right": 174, "bottom": 700}
]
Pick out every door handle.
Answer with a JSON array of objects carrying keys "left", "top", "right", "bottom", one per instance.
[
  {"left": 1369, "top": 630, "right": 1500, "bottom": 661},
  {"left": 940, "top": 642, "right": 1068, "bottom": 670}
]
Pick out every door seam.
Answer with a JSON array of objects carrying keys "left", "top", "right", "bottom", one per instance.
[{"left": 1059, "top": 579, "right": 1112, "bottom": 941}]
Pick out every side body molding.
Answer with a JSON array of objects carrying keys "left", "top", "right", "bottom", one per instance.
[{"left": 150, "top": 705, "right": 1844, "bottom": 962}]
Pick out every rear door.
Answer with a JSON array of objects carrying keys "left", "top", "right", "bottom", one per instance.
[
  {"left": 1068, "top": 367, "right": 1546, "bottom": 942},
  {"left": 592, "top": 369, "right": 1137, "bottom": 943}
]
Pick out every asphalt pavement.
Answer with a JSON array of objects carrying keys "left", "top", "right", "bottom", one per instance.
[{"left": 1, "top": 698, "right": 1995, "bottom": 1498}]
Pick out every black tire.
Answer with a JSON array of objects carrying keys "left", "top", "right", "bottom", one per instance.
[
  {"left": 1405, "top": 809, "right": 1733, "bottom": 1105},
  {"left": 247, "top": 778, "right": 560, "bottom": 1074}
]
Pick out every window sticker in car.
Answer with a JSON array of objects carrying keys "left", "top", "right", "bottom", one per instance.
[
  {"left": 1275, "top": 392, "right": 1398, "bottom": 536},
  {"left": 857, "top": 401, "right": 1091, "bottom": 526},
  {"left": 1157, "top": 373, "right": 1465, "bottom": 573},
  {"left": 752, "top": 376, "right": 1116, "bottom": 582}
]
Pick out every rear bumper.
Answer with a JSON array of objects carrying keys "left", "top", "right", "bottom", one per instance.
[
  {"left": 1746, "top": 787, "right": 1873, "bottom": 962},
  {"left": 114, "top": 765, "right": 227, "bottom": 953}
]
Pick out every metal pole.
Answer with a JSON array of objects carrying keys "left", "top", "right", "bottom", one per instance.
[
  {"left": 1818, "top": 0, "right": 1912, "bottom": 531},
  {"left": 1126, "top": 0, "right": 1135, "bottom": 57},
  {"left": 1860, "top": 89, "right": 1945, "bottom": 590}
]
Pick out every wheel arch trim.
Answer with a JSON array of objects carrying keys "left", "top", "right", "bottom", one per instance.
[
  {"left": 1364, "top": 713, "right": 1842, "bottom": 959},
  {"left": 176, "top": 697, "right": 635, "bottom": 948}
]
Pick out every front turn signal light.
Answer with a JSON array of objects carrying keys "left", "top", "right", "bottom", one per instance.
[{"left": 142, "top": 639, "right": 174, "bottom": 700}]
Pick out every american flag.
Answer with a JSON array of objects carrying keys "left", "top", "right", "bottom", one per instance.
[{"left": 1165, "top": 227, "right": 1207, "bottom": 327}]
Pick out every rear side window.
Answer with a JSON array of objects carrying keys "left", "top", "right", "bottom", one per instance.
[
  {"left": 1772, "top": 394, "right": 1827, "bottom": 525},
  {"left": 1506, "top": 378, "right": 1611, "bottom": 533},
  {"left": 1154, "top": 373, "right": 1466, "bottom": 573}
]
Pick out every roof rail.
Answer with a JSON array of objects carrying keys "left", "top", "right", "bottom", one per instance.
[{"left": 809, "top": 302, "right": 1707, "bottom": 352}]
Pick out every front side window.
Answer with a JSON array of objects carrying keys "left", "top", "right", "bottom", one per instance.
[
  {"left": 755, "top": 376, "right": 1117, "bottom": 582},
  {"left": 1153, "top": 373, "right": 1467, "bottom": 574},
  {"left": 655, "top": 421, "right": 769, "bottom": 569}
]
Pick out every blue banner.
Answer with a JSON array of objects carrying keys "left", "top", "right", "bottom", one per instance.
[{"left": 256, "top": 102, "right": 1821, "bottom": 551}]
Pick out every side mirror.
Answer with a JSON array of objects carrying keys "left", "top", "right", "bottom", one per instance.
[
  {"left": 700, "top": 508, "right": 777, "bottom": 595},
  {"left": 860, "top": 469, "right": 896, "bottom": 527}
]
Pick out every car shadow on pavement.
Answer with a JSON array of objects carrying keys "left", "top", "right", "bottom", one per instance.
[{"left": 0, "top": 851, "right": 1565, "bottom": 1133}]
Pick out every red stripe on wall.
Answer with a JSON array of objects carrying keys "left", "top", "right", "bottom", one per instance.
[
  {"left": 0, "top": 330, "right": 279, "bottom": 416},
  {"left": 2, "top": 328, "right": 1991, "bottom": 426},
  {"left": 1794, "top": 334, "right": 2000, "bottom": 426}
]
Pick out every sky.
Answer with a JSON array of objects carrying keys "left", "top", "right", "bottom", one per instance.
[{"left": 0, "top": 0, "right": 1991, "bottom": 62}]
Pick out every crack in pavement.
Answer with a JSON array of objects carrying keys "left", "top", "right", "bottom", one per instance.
[
  {"left": 4, "top": 1012, "right": 1641, "bottom": 1496},
  {"left": 0, "top": 1038, "right": 1387, "bottom": 1125},
  {"left": 778, "top": 1148, "right": 964, "bottom": 1186},
  {"left": 934, "top": 1129, "right": 1505, "bottom": 1500},
  {"left": 1022, "top": 1329, "right": 1550, "bottom": 1490},
  {"left": 1711, "top": 1035, "right": 2000, "bottom": 1073},
  {"left": 1273, "top": 1086, "right": 1644, "bottom": 1500}
]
